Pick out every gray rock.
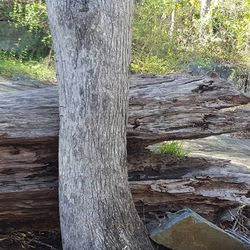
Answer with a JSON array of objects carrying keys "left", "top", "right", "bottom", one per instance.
[{"left": 149, "top": 209, "right": 250, "bottom": 250}]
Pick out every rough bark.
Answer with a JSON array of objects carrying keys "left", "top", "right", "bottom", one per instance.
[
  {"left": 128, "top": 74, "right": 250, "bottom": 150},
  {"left": 46, "top": 1, "right": 153, "bottom": 250}
]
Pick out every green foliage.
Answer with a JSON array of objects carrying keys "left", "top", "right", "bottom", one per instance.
[
  {"left": 0, "top": 2, "right": 13, "bottom": 21},
  {"left": 9, "top": 0, "right": 51, "bottom": 59},
  {"left": 1, "top": 0, "right": 249, "bottom": 79},
  {"left": 132, "top": 0, "right": 250, "bottom": 73},
  {"left": 153, "top": 141, "right": 188, "bottom": 159},
  {"left": 0, "top": 52, "right": 55, "bottom": 81},
  {"left": 11, "top": 0, "right": 48, "bottom": 32},
  {"left": 131, "top": 53, "right": 184, "bottom": 73},
  {"left": 132, "top": 0, "right": 199, "bottom": 73},
  {"left": 208, "top": 0, "right": 250, "bottom": 63}
]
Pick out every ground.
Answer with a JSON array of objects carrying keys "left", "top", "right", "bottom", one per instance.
[{"left": 0, "top": 231, "right": 62, "bottom": 250}]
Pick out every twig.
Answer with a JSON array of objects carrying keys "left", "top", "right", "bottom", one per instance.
[
  {"left": 225, "top": 229, "right": 250, "bottom": 246},
  {"left": 31, "top": 239, "right": 58, "bottom": 250}
]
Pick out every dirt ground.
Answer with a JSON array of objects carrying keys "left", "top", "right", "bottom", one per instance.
[
  {"left": 0, "top": 231, "right": 171, "bottom": 250},
  {"left": 0, "top": 231, "right": 62, "bottom": 250}
]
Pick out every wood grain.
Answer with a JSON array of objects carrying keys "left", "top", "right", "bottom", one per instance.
[{"left": 0, "top": 74, "right": 249, "bottom": 232}]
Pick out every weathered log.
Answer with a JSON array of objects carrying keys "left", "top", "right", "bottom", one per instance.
[
  {"left": 128, "top": 74, "right": 250, "bottom": 150},
  {"left": 0, "top": 74, "right": 249, "bottom": 146},
  {"left": 0, "top": 74, "right": 250, "bottom": 232},
  {"left": 1, "top": 148, "right": 250, "bottom": 233},
  {"left": 0, "top": 76, "right": 52, "bottom": 92},
  {"left": 128, "top": 152, "right": 250, "bottom": 223},
  {"left": 0, "top": 139, "right": 59, "bottom": 232}
]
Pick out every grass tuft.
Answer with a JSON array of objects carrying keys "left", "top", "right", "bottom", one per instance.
[{"left": 153, "top": 141, "right": 188, "bottom": 159}]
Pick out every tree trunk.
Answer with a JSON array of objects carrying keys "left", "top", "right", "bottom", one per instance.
[
  {"left": 199, "top": 0, "right": 212, "bottom": 37},
  {"left": 46, "top": 1, "right": 153, "bottom": 249},
  {"left": 200, "top": 0, "right": 212, "bottom": 18},
  {"left": 169, "top": 2, "right": 176, "bottom": 38}
]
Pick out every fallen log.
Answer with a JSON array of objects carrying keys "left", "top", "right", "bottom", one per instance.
[
  {"left": 0, "top": 74, "right": 249, "bottom": 147},
  {"left": 0, "top": 139, "right": 59, "bottom": 232},
  {"left": 0, "top": 76, "right": 52, "bottom": 92},
  {"left": 1, "top": 150, "right": 249, "bottom": 232},
  {"left": 128, "top": 152, "right": 250, "bottom": 223},
  {"left": 0, "top": 74, "right": 250, "bottom": 232}
]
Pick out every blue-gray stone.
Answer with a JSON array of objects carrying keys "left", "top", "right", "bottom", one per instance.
[{"left": 149, "top": 209, "right": 250, "bottom": 250}]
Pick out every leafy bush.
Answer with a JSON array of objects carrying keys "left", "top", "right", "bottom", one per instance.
[
  {"left": 1, "top": 0, "right": 249, "bottom": 79},
  {"left": 153, "top": 141, "right": 188, "bottom": 159},
  {"left": 9, "top": 0, "right": 51, "bottom": 59},
  {"left": 132, "top": 0, "right": 250, "bottom": 73}
]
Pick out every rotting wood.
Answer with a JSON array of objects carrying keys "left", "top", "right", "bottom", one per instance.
[
  {"left": 0, "top": 74, "right": 249, "bottom": 147},
  {"left": 1, "top": 150, "right": 249, "bottom": 232},
  {"left": 127, "top": 151, "right": 250, "bottom": 223},
  {"left": 0, "top": 74, "right": 250, "bottom": 232},
  {"left": 0, "top": 139, "right": 59, "bottom": 232}
]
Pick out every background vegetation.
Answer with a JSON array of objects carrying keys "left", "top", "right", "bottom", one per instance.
[
  {"left": 132, "top": 0, "right": 250, "bottom": 73},
  {"left": 0, "top": 0, "right": 249, "bottom": 81}
]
